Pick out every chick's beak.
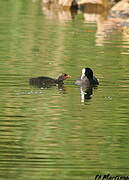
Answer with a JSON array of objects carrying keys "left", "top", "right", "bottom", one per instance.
[{"left": 66, "top": 75, "right": 71, "bottom": 79}]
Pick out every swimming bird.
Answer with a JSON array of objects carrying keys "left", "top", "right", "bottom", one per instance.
[
  {"left": 29, "top": 73, "right": 71, "bottom": 88},
  {"left": 75, "top": 68, "right": 99, "bottom": 87}
]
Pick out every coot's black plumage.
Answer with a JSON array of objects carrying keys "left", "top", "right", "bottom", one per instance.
[
  {"left": 75, "top": 68, "right": 99, "bottom": 87},
  {"left": 29, "top": 73, "right": 71, "bottom": 88}
]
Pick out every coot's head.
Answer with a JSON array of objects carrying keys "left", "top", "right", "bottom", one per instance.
[
  {"left": 81, "top": 68, "right": 93, "bottom": 80},
  {"left": 58, "top": 73, "right": 71, "bottom": 81}
]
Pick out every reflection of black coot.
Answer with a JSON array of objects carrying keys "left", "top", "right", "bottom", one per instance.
[
  {"left": 29, "top": 73, "right": 71, "bottom": 88},
  {"left": 81, "top": 88, "right": 93, "bottom": 100}
]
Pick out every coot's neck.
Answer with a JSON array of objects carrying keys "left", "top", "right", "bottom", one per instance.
[
  {"left": 55, "top": 78, "right": 64, "bottom": 84},
  {"left": 81, "top": 74, "right": 93, "bottom": 82},
  {"left": 88, "top": 76, "right": 93, "bottom": 82}
]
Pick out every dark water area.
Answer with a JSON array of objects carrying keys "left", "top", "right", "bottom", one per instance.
[{"left": 0, "top": 0, "right": 129, "bottom": 179}]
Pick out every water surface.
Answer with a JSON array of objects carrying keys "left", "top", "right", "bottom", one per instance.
[{"left": 0, "top": 0, "right": 129, "bottom": 179}]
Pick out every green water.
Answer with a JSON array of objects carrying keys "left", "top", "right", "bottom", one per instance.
[{"left": 0, "top": 0, "right": 129, "bottom": 179}]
